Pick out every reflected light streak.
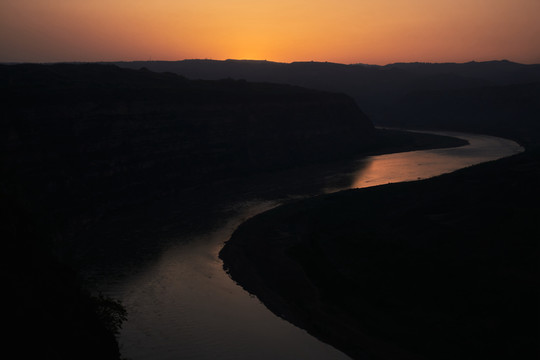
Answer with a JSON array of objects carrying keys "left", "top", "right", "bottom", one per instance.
[{"left": 350, "top": 132, "right": 524, "bottom": 189}]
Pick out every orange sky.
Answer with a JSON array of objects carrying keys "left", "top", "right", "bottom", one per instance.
[{"left": 1, "top": 0, "right": 540, "bottom": 64}]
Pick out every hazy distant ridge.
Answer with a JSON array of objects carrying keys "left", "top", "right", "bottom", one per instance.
[{"left": 111, "top": 59, "right": 540, "bottom": 131}]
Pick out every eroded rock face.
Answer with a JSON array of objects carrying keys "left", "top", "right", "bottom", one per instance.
[{"left": 1, "top": 63, "right": 374, "bottom": 225}]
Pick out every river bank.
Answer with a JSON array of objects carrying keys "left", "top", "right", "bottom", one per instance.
[
  {"left": 1, "top": 63, "right": 470, "bottom": 360},
  {"left": 71, "top": 128, "right": 467, "bottom": 272},
  {"left": 95, "top": 130, "right": 475, "bottom": 360},
  {"left": 220, "top": 140, "right": 539, "bottom": 359}
]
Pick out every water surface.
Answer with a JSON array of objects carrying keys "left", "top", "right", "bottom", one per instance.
[{"left": 99, "top": 131, "right": 523, "bottom": 360}]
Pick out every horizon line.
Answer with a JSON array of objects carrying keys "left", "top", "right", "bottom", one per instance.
[{"left": 2, "top": 58, "right": 538, "bottom": 67}]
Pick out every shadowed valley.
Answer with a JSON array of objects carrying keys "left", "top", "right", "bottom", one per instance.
[
  {"left": 1, "top": 63, "right": 471, "bottom": 359},
  {"left": 218, "top": 61, "right": 540, "bottom": 359}
]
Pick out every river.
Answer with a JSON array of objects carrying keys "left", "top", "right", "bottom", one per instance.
[{"left": 96, "top": 131, "right": 523, "bottom": 360}]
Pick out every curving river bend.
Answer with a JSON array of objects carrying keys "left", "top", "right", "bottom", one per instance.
[{"left": 96, "top": 131, "right": 523, "bottom": 360}]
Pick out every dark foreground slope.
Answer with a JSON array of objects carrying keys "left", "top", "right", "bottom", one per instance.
[
  {"left": 220, "top": 85, "right": 540, "bottom": 359},
  {"left": 221, "top": 147, "right": 539, "bottom": 360},
  {"left": 1, "top": 195, "right": 125, "bottom": 359}
]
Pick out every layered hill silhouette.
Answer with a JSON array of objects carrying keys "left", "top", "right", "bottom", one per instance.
[
  {"left": 4, "top": 61, "right": 534, "bottom": 360},
  {"left": 217, "top": 60, "right": 540, "bottom": 359},
  {"left": 0, "top": 63, "right": 368, "bottom": 359},
  {"left": 2, "top": 63, "right": 468, "bottom": 359},
  {"left": 1, "top": 63, "right": 375, "bottom": 227},
  {"left": 112, "top": 59, "right": 540, "bottom": 134},
  {"left": 2, "top": 63, "right": 466, "bottom": 242}
]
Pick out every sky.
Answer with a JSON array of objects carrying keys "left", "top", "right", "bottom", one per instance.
[{"left": 1, "top": 0, "right": 540, "bottom": 65}]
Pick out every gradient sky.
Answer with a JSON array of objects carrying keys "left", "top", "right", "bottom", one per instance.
[{"left": 1, "top": 0, "right": 540, "bottom": 64}]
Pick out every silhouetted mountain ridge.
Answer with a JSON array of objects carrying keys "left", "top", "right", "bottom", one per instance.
[
  {"left": 111, "top": 59, "right": 540, "bottom": 126},
  {"left": 1, "top": 63, "right": 376, "bottom": 230},
  {"left": 217, "top": 59, "right": 540, "bottom": 359}
]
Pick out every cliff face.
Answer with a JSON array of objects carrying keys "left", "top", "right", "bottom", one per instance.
[{"left": 1, "top": 64, "right": 374, "bottom": 226}]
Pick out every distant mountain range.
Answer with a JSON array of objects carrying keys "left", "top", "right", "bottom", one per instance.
[
  {"left": 109, "top": 60, "right": 540, "bottom": 136},
  {"left": 111, "top": 59, "right": 540, "bottom": 86}
]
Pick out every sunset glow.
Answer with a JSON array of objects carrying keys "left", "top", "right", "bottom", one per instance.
[{"left": 2, "top": 0, "right": 540, "bottom": 64}]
